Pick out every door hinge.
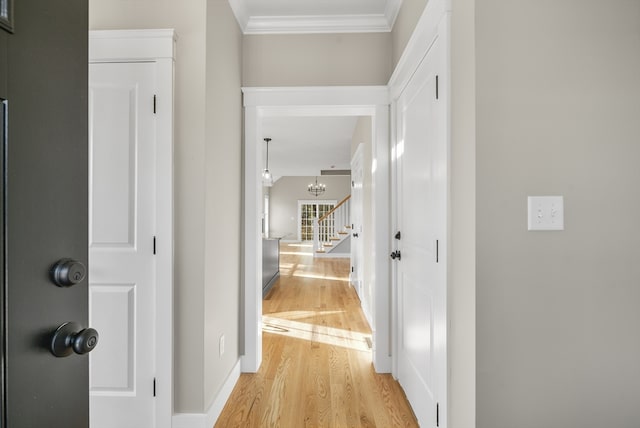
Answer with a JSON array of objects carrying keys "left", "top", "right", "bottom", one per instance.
[
  {"left": 351, "top": 266, "right": 354, "bottom": 273},
  {"left": 436, "top": 402, "right": 440, "bottom": 427},
  {"left": 436, "top": 75, "right": 439, "bottom": 100},
  {"left": 352, "top": 180, "right": 355, "bottom": 187},
  {"left": 153, "top": 236, "right": 157, "bottom": 255},
  {"left": 436, "top": 239, "right": 439, "bottom": 263},
  {"left": 153, "top": 378, "right": 156, "bottom": 397},
  {"left": 153, "top": 95, "right": 157, "bottom": 114}
]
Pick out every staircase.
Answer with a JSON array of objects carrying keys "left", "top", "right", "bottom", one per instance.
[{"left": 313, "top": 195, "right": 351, "bottom": 258}]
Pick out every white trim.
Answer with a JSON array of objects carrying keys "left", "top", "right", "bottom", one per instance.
[
  {"left": 171, "top": 359, "right": 241, "bottom": 428},
  {"left": 89, "top": 29, "right": 175, "bottom": 428},
  {"left": 243, "top": 86, "right": 389, "bottom": 108},
  {"left": 242, "top": 86, "right": 391, "bottom": 374},
  {"left": 227, "top": 0, "right": 402, "bottom": 35},
  {"left": 89, "top": 29, "right": 177, "bottom": 63},
  {"left": 242, "top": 105, "right": 263, "bottom": 373},
  {"left": 371, "top": 103, "right": 391, "bottom": 373},
  {"left": 390, "top": 97, "right": 400, "bottom": 380},
  {"left": 384, "top": 0, "right": 403, "bottom": 29},
  {"left": 244, "top": 14, "right": 392, "bottom": 35}
]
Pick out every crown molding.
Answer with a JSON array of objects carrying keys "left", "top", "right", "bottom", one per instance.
[
  {"left": 228, "top": 0, "right": 250, "bottom": 30},
  {"left": 384, "top": 0, "right": 403, "bottom": 29},
  {"left": 243, "top": 14, "right": 392, "bottom": 34},
  {"left": 229, "top": 0, "right": 403, "bottom": 34}
]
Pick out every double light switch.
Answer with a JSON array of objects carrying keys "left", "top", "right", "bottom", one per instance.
[{"left": 528, "top": 196, "right": 564, "bottom": 231}]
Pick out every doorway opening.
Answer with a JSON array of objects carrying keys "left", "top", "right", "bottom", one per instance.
[{"left": 242, "top": 86, "right": 391, "bottom": 374}]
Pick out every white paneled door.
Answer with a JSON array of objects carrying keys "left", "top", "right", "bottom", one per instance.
[
  {"left": 350, "top": 144, "right": 365, "bottom": 301},
  {"left": 89, "top": 62, "right": 157, "bottom": 428},
  {"left": 394, "top": 31, "right": 447, "bottom": 427}
]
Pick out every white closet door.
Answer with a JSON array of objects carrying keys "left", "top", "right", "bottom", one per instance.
[
  {"left": 395, "top": 31, "right": 448, "bottom": 428},
  {"left": 89, "top": 61, "right": 157, "bottom": 428}
]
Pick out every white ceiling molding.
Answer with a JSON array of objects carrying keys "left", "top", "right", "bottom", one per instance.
[
  {"left": 244, "top": 14, "right": 391, "bottom": 34},
  {"left": 384, "top": 0, "right": 403, "bottom": 30},
  {"left": 229, "top": 0, "right": 404, "bottom": 34}
]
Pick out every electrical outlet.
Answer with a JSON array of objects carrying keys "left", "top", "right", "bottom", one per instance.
[
  {"left": 528, "top": 196, "right": 564, "bottom": 231},
  {"left": 219, "top": 334, "right": 225, "bottom": 357}
]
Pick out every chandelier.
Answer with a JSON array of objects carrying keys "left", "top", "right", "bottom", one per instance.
[
  {"left": 262, "top": 137, "right": 273, "bottom": 186},
  {"left": 307, "top": 177, "right": 326, "bottom": 197}
]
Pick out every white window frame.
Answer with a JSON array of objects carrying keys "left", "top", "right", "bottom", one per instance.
[{"left": 297, "top": 199, "right": 337, "bottom": 242}]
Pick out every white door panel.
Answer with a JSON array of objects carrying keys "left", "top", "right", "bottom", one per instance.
[
  {"left": 89, "top": 62, "right": 157, "bottom": 428},
  {"left": 351, "top": 144, "right": 364, "bottom": 302},
  {"left": 395, "top": 32, "right": 447, "bottom": 428}
]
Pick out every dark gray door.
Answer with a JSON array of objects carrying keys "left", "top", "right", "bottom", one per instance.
[{"left": 0, "top": 0, "right": 91, "bottom": 427}]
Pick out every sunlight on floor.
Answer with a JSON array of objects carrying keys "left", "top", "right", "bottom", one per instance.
[
  {"left": 263, "top": 315, "right": 372, "bottom": 352},
  {"left": 285, "top": 243, "right": 314, "bottom": 248},
  {"left": 267, "top": 310, "right": 343, "bottom": 320},
  {"left": 292, "top": 272, "right": 349, "bottom": 282},
  {"left": 280, "top": 251, "right": 314, "bottom": 256}
]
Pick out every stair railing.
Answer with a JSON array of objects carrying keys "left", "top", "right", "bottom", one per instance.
[{"left": 313, "top": 195, "right": 351, "bottom": 253}]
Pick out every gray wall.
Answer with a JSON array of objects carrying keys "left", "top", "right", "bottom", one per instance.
[
  {"left": 476, "top": 1, "right": 640, "bottom": 427},
  {"left": 269, "top": 176, "right": 351, "bottom": 240},
  {"left": 450, "top": 0, "right": 476, "bottom": 425},
  {"left": 391, "top": 0, "right": 428, "bottom": 67},
  {"left": 242, "top": 33, "right": 392, "bottom": 86},
  {"left": 203, "top": 0, "right": 243, "bottom": 412},
  {"left": 90, "top": 0, "right": 243, "bottom": 414}
]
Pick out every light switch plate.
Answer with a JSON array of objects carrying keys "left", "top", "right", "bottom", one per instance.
[{"left": 528, "top": 196, "right": 564, "bottom": 231}]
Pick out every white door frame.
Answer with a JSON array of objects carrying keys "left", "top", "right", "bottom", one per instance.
[
  {"left": 389, "top": 0, "right": 452, "bottom": 424},
  {"left": 89, "top": 30, "right": 175, "bottom": 428},
  {"left": 242, "top": 86, "right": 391, "bottom": 373}
]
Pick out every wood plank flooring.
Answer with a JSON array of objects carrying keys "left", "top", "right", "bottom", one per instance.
[{"left": 215, "top": 243, "right": 418, "bottom": 427}]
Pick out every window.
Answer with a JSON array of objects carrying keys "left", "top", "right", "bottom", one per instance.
[{"left": 298, "top": 200, "right": 336, "bottom": 241}]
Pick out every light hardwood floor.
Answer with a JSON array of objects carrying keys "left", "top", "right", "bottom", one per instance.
[{"left": 215, "top": 243, "right": 418, "bottom": 427}]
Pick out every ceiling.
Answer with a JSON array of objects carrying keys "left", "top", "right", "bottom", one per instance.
[
  {"left": 229, "top": 0, "right": 402, "bottom": 34},
  {"left": 262, "top": 116, "right": 358, "bottom": 181}
]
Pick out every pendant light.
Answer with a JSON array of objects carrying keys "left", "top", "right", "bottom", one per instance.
[{"left": 262, "top": 137, "right": 273, "bottom": 186}]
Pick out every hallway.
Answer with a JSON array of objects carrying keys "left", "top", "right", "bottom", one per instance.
[{"left": 216, "top": 243, "right": 418, "bottom": 427}]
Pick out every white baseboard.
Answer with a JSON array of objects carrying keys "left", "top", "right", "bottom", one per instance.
[
  {"left": 172, "top": 413, "right": 206, "bottom": 428},
  {"left": 172, "top": 359, "right": 241, "bottom": 428}
]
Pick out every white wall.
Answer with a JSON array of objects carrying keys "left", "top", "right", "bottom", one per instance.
[
  {"left": 243, "top": 33, "right": 392, "bottom": 86},
  {"left": 269, "top": 176, "right": 351, "bottom": 240},
  {"left": 476, "top": 1, "right": 640, "bottom": 427}
]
